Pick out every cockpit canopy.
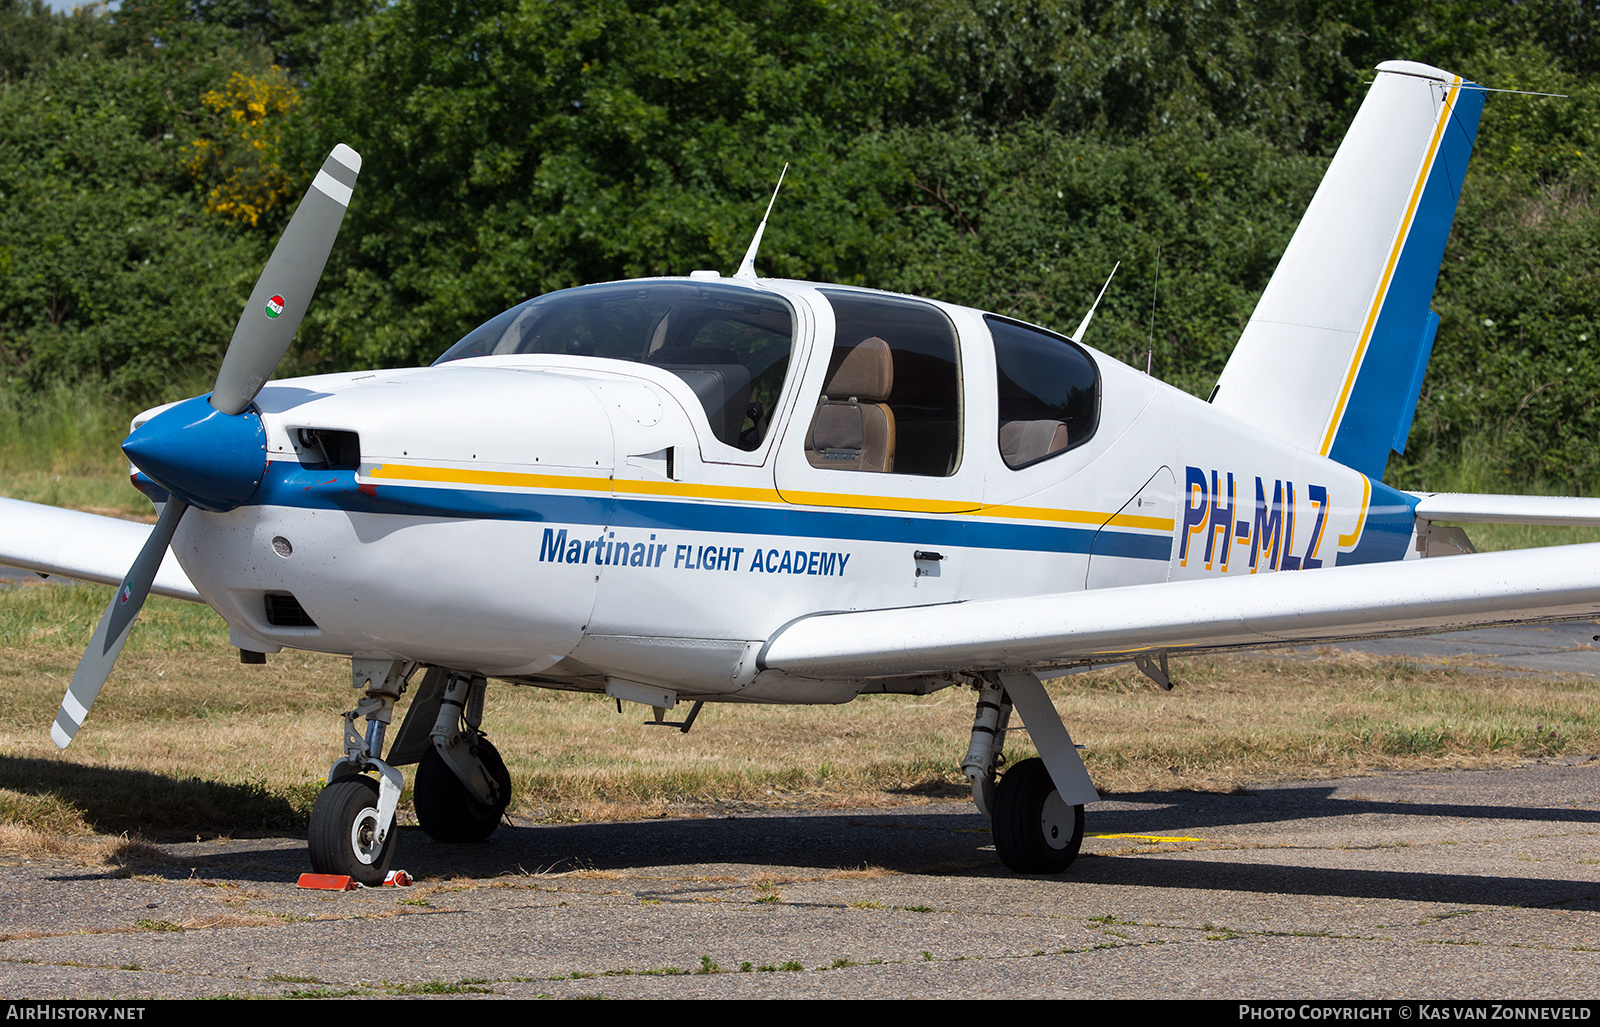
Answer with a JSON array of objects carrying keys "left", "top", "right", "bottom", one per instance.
[{"left": 435, "top": 281, "right": 795, "bottom": 449}]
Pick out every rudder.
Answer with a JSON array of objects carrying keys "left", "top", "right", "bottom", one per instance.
[{"left": 1211, "top": 61, "right": 1485, "bottom": 480}]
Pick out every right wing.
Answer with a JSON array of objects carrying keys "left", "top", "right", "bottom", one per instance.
[
  {"left": 0, "top": 497, "right": 201, "bottom": 602},
  {"left": 758, "top": 542, "right": 1600, "bottom": 680}
]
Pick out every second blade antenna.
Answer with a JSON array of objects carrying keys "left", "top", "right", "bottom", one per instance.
[{"left": 1146, "top": 243, "right": 1161, "bottom": 375}]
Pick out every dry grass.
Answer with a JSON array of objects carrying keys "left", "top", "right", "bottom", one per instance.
[
  {"left": 0, "top": 823, "right": 174, "bottom": 867},
  {"left": 2, "top": 581, "right": 1598, "bottom": 859}
]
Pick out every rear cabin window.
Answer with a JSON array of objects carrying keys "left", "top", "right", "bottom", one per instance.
[
  {"left": 988, "top": 316, "right": 1099, "bottom": 469},
  {"left": 804, "top": 290, "right": 962, "bottom": 477},
  {"left": 434, "top": 282, "right": 796, "bottom": 450}
]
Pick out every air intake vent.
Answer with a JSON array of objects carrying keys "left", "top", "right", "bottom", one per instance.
[
  {"left": 264, "top": 593, "right": 317, "bottom": 627},
  {"left": 295, "top": 428, "right": 361, "bottom": 470}
]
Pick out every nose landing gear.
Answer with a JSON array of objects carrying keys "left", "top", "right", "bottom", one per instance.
[
  {"left": 306, "top": 664, "right": 518, "bottom": 882},
  {"left": 306, "top": 659, "right": 409, "bottom": 885},
  {"left": 309, "top": 774, "right": 396, "bottom": 884}
]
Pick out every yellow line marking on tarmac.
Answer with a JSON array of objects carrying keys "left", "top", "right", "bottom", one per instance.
[{"left": 1091, "top": 833, "right": 1204, "bottom": 843}]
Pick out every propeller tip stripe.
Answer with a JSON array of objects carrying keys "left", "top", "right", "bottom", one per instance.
[
  {"left": 51, "top": 720, "right": 74, "bottom": 749},
  {"left": 312, "top": 170, "right": 353, "bottom": 208},
  {"left": 62, "top": 690, "right": 90, "bottom": 723}
]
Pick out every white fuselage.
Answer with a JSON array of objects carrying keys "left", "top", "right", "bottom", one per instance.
[{"left": 160, "top": 278, "right": 1406, "bottom": 703}]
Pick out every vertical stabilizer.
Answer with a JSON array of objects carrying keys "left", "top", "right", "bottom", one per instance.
[{"left": 1211, "top": 62, "right": 1484, "bottom": 479}]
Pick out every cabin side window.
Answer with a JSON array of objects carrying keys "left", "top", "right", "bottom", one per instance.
[
  {"left": 988, "top": 316, "right": 1099, "bottom": 469},
  {"left": 804, "top": 290, "right": 962, "bottom": 477}
]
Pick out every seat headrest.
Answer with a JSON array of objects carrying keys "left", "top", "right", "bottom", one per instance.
[{"left": 824, "top": 337, "right": 893, "bottom": 401}]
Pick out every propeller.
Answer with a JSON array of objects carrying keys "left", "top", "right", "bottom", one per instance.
[{"left": 50, "top": 144, "right": 362, "bottom": 749}]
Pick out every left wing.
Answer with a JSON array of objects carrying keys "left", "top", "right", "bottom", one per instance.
[
  {"left": 0, "top": 497, "right": 200, "bottom": 602},
  {"left": 758, "top": 542, "right": 1600, "bottom": 679}
]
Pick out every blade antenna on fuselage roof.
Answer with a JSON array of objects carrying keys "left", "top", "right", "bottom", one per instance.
[
  {"left": 734, "top": 163, "right": 790, "bottom": 280},
  {"left": 1069, "top": 261, "right": 1119, "bottom": 344}
]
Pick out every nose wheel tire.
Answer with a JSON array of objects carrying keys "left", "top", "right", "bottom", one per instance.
[
  {"left": 308, "top": 775, "right": 395, "bottom": 885},
  {"left": 992, "top": 757, "right": 1084, "bottom": 874},
  {"left": 415, "top": 739, "right": 512, "bottom": 843}
]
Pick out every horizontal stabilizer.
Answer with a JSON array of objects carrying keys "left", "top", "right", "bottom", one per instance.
[
  {"left": 759, "top": 542, "right": 1600, "bottom": 679},
  {"left": 1413, "top": 492, "right": 1600, "bottom": 526},
  {"left": 1213, "top": 62, "right": 1484, "bottom": 479},
  {"left": 0, "top": 497, "right": 200, "bottom": 601}
]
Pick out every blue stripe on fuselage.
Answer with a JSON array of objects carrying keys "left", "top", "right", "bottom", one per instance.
[{"left": 249, "top": 463, "right": 1173, "bottom": 559}]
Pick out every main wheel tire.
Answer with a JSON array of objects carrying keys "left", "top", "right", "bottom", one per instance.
[
  {"left": 308, "top": 775, "right": 395, "bottom": 885},
  {"left": 415, "top": 738, "right": 512, "bottom": 843},
  {"left": 992, "top": 757, "right": 1084, "bottom": 874}
]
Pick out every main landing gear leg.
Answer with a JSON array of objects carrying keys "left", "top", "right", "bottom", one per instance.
[
  {"left": 961, "top": 676, "right": 1012, "bottom": 819},
  {"left": 415, "top": 672, "right": 510, "bottom": 843},
  {"left": 308, "top": 659, "right": 410, "bottom": 885},
  {"left": 984, "top": 671, "right": 1099, "bottom": 874}
]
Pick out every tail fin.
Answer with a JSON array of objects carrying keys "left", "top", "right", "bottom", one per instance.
[{"left": 1211, "top": 61, "right": 1484, "bottom": 480}]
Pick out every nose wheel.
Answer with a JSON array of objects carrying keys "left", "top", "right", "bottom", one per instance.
[
  {"left": 991, "top": 757, "right": 1084, "bottom": 873},
  {"left": 308, "top": 774, "right": 396, "bottom": 885}
]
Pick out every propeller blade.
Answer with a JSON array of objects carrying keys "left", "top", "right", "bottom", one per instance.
[
  {"left": 211, "top": 144, "right": 362, "bottom": 416},
  {"left": 51, "top": 498, "right": 190, "bottom": 749}
]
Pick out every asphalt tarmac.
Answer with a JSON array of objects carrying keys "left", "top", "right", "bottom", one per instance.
[{"left": 1, "top": 756, "right": 1595, "bottom": 1000}]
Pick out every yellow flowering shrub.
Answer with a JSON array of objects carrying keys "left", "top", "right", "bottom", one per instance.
[{"left": 186, "top": 68, "right": 301, "bottom": 226}]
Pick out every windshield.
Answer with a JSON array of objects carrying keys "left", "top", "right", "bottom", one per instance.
[{"left": 435, "top": 281, "right": 796, "bottom": 450}]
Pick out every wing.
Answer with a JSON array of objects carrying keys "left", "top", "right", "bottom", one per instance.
[
  {"left": 0, "top": 497, "right": 201, "bottom": 602},
  {"left": 758, "top": 542, "right": 1600, "bottom": 679}
]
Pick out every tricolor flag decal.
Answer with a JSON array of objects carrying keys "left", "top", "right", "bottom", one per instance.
[
  {"left": 265, "top": 295, "right": 286, "bottom": 319},
  {"left": 118, "top": 582, "right": 132, "bottom": 605}
]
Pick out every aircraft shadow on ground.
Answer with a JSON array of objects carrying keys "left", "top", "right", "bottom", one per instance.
[
  {"left": 11, "top": 759, "right": 1595, "bottom": 909},
  {"left": 76, "top": 783, "right": 1597, "bottom": 911},
  {"left": 1092, "top": 784, "right": 1600, "bottom": 833}
]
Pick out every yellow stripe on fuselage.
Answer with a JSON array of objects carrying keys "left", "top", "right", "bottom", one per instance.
[
  {"left": 370, "top": 462, "right": 613, "bottom": 493},
  {"left": 971, "top": 503, "right": 1174, "bottom": 531},
  {"left": 1318, "top": 77, "right": 1461, "bottom": 457},
  {"left": 1337, "top": 474, "right": 1373, "bottom": 549},
  {"left": 366, "top": 462, "right": 1177, "bottom": 533}
]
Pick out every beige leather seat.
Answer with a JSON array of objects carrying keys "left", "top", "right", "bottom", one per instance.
[
  {"left": 999, "top": 419, "right": 1069, "bottom": 468},
  {"left": 805, "top": 337, "right": 896, "bottom": 472}
]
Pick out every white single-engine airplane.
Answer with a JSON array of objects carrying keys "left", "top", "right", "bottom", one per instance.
[{"left": 5, "top": 61, "right": 1599, "bottom": 882}]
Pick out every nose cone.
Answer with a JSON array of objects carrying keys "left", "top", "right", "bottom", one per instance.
[{"left": 122, "top": 395, "right": 267, "bottom": 512}]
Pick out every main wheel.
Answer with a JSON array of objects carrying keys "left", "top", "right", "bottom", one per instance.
[
  {"left": 415, "top": 738, "right": 512, "bottom": 843},
  {"left": 992, "top": 757, "right": 1084, "bottom": 874},
  {"left": 308, "top": 774, "right": 395, "bottom": 885}
]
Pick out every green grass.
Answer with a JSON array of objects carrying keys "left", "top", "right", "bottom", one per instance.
[{"left": 0, "top": 382, "right": 151, "bottom": 517}]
